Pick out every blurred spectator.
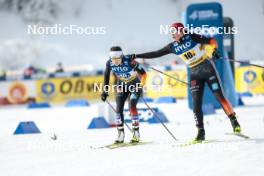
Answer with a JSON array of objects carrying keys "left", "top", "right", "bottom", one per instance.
[
  {"left": 35, "top": 67, "right": 47, "bottom": 74},
  {"left": 55, "top": 62, "right": 64, "bottom": 73},
  {"left": 23, "top": 65, "right": 37, "bottom": 78},
  {"left": 0, "top": 69, "right": 6, "bottom": 80}
]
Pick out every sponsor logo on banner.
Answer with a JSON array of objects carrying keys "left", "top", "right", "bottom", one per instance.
[
  {"left": 243, "top": 70, "right": 257, "bottom": 83},
  {"left": 41, "top": 82, "right": 56, "bottom": 96},
  {"left": 7, "top": 82, "right": 28, "bottom": 103},
  {"left": 124, "top": 108, "right": 154, "bottom": 122},
  {"left": 189, "top": 10, "right": 219, "bottom": 20}
]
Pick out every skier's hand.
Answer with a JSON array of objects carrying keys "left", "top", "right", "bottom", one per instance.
[
  {"left": 130, "top": 54, "right": 137, "bottom": 60},
  {"left": 101, "top": 92, "right": 108, "bottom": 102},
  {"left": 212, "top": 48, "right": 221, "bottom": 59}
]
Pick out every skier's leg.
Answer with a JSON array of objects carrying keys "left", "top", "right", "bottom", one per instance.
[
  {"left": 129, "top": 89, "right": 141, "bottom": 143},
  {"left": 206, "top": 73, "right": 235, "bottom": 116},
  {"left": 190, "top": 77, "right": 206, "bottom": 141},
  {"left": 115, "top": 92, "right": 126, "bottom": 128},
  {"left": 129, "top": 91, "right": 141, "bottom": 130},
  {"left": 206, "top": 62, "right": 241, "bottom": 132},
  {"left": 115, "top": 87, "right": 129, "bottom": 143}
]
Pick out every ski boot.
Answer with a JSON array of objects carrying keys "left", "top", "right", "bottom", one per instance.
[
  {"left": 229, "top": 114, "right": 241, "bottom": 133},
  {"left": 193, "top": 128, "right": 205, "bottom": 143},
  {"left": 130, "top": 128, "right": 140, "bottom": 143},
  {"left": 114, "top": 127, "right": 125, "bottom": 144}
]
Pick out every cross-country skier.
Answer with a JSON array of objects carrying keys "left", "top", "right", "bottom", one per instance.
[
  {"left": 133, "top": 22, "right": 241, "bottom": 142},
  {"left": 101, "top": 46, "right": 147, "bottom": 144}
]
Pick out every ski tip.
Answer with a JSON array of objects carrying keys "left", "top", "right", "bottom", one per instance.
[{"left": 225, "top": 132, "right": 250, "bottom": 139}]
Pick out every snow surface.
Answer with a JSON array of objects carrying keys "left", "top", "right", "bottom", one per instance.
[{"left": 0, "top": 96, "right": 264, "bottom": 176}]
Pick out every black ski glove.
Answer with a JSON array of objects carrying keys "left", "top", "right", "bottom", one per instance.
[
  {"left": 130, "top": 54, "right": 137, "bottom": 59},
  {"left": 101, "top": 92, "right": 108, "bottom": 102},
  {"left": 212, "top": 48, "right": 221, "bottom": 59}
]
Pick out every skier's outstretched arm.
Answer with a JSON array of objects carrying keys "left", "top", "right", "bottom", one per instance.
[{"left": 135, "top": 44, "right": 172, "bottom": 59}]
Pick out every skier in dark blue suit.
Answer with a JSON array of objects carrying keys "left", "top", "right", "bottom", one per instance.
[{"left": 101, "top": 46, "right": 147, "bottom": 144}]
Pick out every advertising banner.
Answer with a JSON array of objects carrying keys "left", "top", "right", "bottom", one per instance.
[
  {"left": 235, "top": 66, "right": 264, "bottom": 94},
  {"left": 36, "top": 76, "right": 108, "bottom": 103}
]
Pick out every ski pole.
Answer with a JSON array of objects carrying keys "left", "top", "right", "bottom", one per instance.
[
  {"left": 150, "top": 67, "right": 189, "bottom": 85},
  {"left": 141, "top": 97, "right": 178, "bottom": 142},
  {"left": 105, "top": 99, "right": 132, "bottom": 132},
  {"left": 222, "top": 58, "right": 264, "bottom": 69}
]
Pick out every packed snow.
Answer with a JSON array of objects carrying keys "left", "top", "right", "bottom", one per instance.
[{"left": 0, "top": 96, "right": 263, "bottom": 176}]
